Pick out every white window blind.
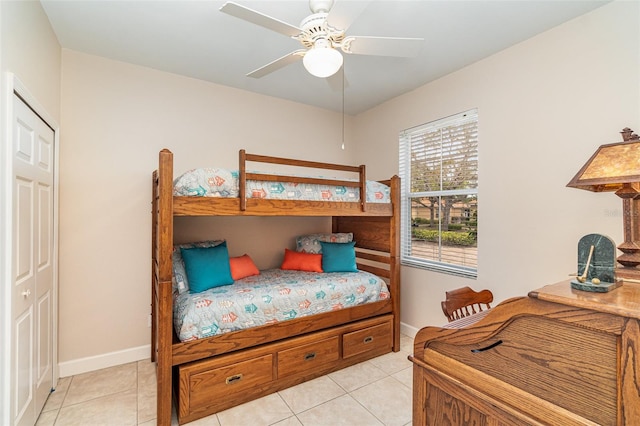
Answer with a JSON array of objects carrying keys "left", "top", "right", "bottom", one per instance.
[{"left": 399, "top": 109, "right": 478, "bottom": 278}]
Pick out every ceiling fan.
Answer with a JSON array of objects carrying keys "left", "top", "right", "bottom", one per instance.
[{"left": 220, "top": 0, "right": 424, "bottom": 79}]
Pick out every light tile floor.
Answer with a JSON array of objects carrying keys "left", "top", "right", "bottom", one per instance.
[{"left": 36, "top": 334, "right": 415, "bottom": 426}]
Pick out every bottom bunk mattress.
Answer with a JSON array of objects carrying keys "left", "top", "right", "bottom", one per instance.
[{"left": 173, "top": 268, "right": 390, "bottom": 342}]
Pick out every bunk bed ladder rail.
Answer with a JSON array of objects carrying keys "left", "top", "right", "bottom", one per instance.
[
  {"left": 333, "top": 174, "right": 401, "bottom": 351},
  {"left": 239, "top": 149, "right": 367, "bottom": 212},
  {"left": 153, "top": 149, "right": 175, "bottom": 426}
]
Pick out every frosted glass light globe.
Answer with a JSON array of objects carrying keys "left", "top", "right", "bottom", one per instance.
[{"left": 303, "top": 46, "right": 343, "bottom": 78}]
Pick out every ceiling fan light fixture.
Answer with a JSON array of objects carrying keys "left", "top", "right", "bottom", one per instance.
[
  {"left": 303, "top": 44, "right": 343, "bottom": 78},
  {"left": 221, "top": 1, "right": 425, "bottom": 80}
]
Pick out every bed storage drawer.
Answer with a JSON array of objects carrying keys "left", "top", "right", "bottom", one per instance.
[
  {"left": 278, "top": 336, "right": 340, "bottom": 377},
  {"left": 343, "top": 319, "right": 392, "bottom": 359},
  {"left": 178, "top": 353, "right": 274, "bottom": 420},
  {"left": 176, "top": 315, "right": 396, "bottom": 424}
]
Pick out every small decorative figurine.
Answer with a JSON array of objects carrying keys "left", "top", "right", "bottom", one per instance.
[{"left": 570, "top": 234, "right": 621, "bottom": 292}]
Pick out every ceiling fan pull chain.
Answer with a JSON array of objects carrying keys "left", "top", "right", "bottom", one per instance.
[{"left": 341, "top": 65, "right": 345, "bottom": 150}]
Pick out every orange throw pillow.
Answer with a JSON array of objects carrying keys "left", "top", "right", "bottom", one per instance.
[
  {"left": 229, "top": 254, "right": 260, "bottom": 280},
  {"left": 281, "top": 248, "right": 323, "bottom": 272}
]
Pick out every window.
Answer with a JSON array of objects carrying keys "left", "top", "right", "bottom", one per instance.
[{"left": 399, "top": 109, "right": 478, "bottom": 278}]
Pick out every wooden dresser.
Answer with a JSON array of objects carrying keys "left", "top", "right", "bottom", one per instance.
[{"left": 410, "top": 280, "right": 640, "bottom": 425}]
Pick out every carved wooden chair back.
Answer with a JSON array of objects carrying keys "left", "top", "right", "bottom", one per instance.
[{"left": 441, "top": 286, "right": 494, "bottom": 322}]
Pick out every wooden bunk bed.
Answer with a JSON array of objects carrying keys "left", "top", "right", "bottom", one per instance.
[{"left": 151, "top": 149, "right": 401, "bottom": 425}]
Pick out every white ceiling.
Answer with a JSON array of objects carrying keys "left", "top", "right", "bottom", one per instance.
[{"left": 40, "top": 0, "right": 609, "bottom": 115}]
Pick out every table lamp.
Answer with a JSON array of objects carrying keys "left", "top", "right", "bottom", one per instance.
[{"left": 567, "top": 127, "right": 640, "bottom": 282}]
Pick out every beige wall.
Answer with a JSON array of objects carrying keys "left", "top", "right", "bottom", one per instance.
[
  {"left": 354, "top": 1, "right": 640, "bottom": 331},
  {"left": 52, "top": 0, "right": 640, "bottom": 371},
  {"left": 0, "top": 0, "right": 61, "bottom": 420},
  {"left": 0, "top": 1, "right": 61, "bottom": 119},
  {"left": 58, "top": 51, "right": 354, "bottom": 366}
]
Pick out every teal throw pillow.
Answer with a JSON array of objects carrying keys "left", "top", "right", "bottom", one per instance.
[
  {"left": 319, "top": 241, "right": 358, "bottom": 273},
  {"left": 180, "top": 242, "right": 233, "bottom": 293}
]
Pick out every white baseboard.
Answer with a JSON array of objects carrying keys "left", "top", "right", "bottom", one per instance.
[
  {"left": 60, "top": 325, "right": 419, "bottom": 378},
  {"left": 58, "top": 345, "right": 151, "bottom": 378},
  {"left": 59, "top": 324, "right": 420, "bottom": 378},
  {"left": 400, "top": 322, "right": 420, "bottom": 338}
]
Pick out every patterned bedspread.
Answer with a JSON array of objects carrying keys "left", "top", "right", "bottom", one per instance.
[
  {"left": 173, "top": 269, "right": 390, "bottom": 342},
  {"left": 173, "top": 168, "right": 390, "bottom": 203}
]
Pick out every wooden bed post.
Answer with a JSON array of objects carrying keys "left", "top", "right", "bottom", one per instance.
[
  {"left": 359, "top": 164, "right": 366, "bottom": 212},
  {"left": 151, "top": 170, "right": 158, "bottom": 363},
  {"left": 155, "top": 149, "right": 174, "bottom": 426},
  {"left": 239, "top": 149, "right": 247, "bottom": 211},
  {"left": 389, "top": 175, "right": 401, "bottom": 352}
]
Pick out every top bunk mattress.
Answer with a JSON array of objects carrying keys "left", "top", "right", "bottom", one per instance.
[{"left": 173, "top": 168, "right": 390, "bottom": 203}]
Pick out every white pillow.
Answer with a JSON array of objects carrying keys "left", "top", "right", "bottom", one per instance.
[{"left": 295, "top": 233, "right": 353, "bottom": 254}]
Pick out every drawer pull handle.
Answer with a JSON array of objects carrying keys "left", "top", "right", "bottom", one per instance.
[
  {"left": 471, "top": 340, "right": 503, "bottom": 353},
  {"left": 304, "top": 352, "right": 316, "bottom": 361},
  {"left": 225, "top": 374, "right": 243, "bottom": 385},
  {"left": 363, "top": 336, "right": 374, "bottom": 344}
]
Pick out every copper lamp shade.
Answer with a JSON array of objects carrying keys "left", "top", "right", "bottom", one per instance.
[{"left": 567, "top": 127, "right": 640, "bottom": 281}]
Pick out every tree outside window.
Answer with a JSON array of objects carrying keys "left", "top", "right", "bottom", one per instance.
[{"left": 399, "top": 109, "right": 478, "bottom": 278}]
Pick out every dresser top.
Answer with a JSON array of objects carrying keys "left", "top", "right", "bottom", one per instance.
[{"left": 529, "top": 279, "right": 640, "bottom": 320}]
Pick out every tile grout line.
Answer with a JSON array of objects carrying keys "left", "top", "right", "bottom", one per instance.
[
  {"left": 349, "top": 374, "right": 397, "bottom": 426},
  {"left": 52, "top": 375, "right": 72, "bottom": 425},
  {"left": 290, "top": 368, "right": 395, "bottom": 425},
  {"left": 52, "top": 340, "right": 415, "bottom": 426},
  {"left": 274, "top": 389, "right": 296, "bottom": 420}
]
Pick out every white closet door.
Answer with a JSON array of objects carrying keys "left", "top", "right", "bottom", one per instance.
[{"left": 11, "top": 94, "right": 54, "bottom": 426}]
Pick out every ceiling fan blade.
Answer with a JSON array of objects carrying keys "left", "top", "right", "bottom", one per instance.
[
  {"left": 220, "top": 2, "right": 301, "bottom": 37},
  {"left": 325, "top": 1, "right": 369, "bottom": 32},
  {"left": 247, "top": 50, "right": 306, "bottom": 78},
  {"left": 342, "top": 36, "right": 424, "bottom": 57}
]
